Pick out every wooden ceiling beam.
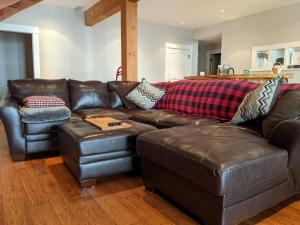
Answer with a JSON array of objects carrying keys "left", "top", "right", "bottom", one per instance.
[
  {"left": 0, "top": 0, "right": 20, "bottom": 10},
  {"left": 85, "top": 0, "right": 122, "bottom": 26},
  {"left": 0, "top": 0, "right": 41, "bottom": 22}
]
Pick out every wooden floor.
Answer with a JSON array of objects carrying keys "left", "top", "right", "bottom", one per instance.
[{"left": 0, "top": 122, "right": 300, "bottom": 225}]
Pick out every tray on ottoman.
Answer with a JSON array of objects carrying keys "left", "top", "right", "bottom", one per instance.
[{"left": 59, "top": 119, "right": 156, "bottom": 188}]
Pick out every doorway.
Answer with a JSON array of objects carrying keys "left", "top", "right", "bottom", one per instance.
[
  {"left": 208, "top": 52, "right": 221, "bottom": 75},
  {"left": 0, "top": 23, "right": 40, "bottom": 98},
  {"left": 165, "top": 43, "right": 193, "bottom": 81},
  {"left": 206, "top": 49, "right": 221, "bottom": 75}
]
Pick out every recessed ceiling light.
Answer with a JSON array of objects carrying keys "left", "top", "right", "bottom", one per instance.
[
  {"left": 180, "top": 22, "right": 184, "bottom": 25},
  {"left": 220, "top": 9, "right": 225, "bottom": 13}
]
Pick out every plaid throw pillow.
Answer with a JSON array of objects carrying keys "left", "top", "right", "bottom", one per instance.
[
  {"left": 165, "top": 80, "right": 259, "bottom": 120},
  {"left": 153, "top": 81, "right": 171, "bottom": 109},
  {"left": 126, "top": 79, "right": 166, "bottom": 110},
  {"left": 24, "top": 96, "right": 65, "bottom": 108},
  {"left": 232, "top": 77, "right": 283, "bottom": 124}
]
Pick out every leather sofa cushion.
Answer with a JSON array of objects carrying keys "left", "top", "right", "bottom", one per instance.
[
  {"left": 263, "top": 90, "right": 300, "bottom": 139},
  {"left": 59, "top": 120, "right": 157, "bottom": 157},
  {"left": 110, "top": 91, "right": 124, "bottom": 109},
  {"left": 128, "top": 109, "right": 218, "bottom": 128},
  {"left": 68, "top": 80, "right": 110, "bottom": 111},
  {"left": 74, "top": 108, "right": 130, "bottom": 120},
  {"left": 137, "top": 124, "right": 288, "bottom": 196},
  {"left": 24, "top": 120, "right": 69, "bottom": 135},
  {"left": 107, "top": 81, "right": 139, "bottom": 110},
  {"left": 26, "top": 139, "right": 60, "bottom": 154},
  {"left": 25, "top": 133, "right": 57, "bottom": 142},
  {"left": 8, "top": 79, "right": 70, "bottom": 107},
  {"left": 20, "top": 106, "right": 71, "bottom": 124}
]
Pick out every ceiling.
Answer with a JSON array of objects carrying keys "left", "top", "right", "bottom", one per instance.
[{"left": 41, "top": 0, "right": 300, "bottom": 29}]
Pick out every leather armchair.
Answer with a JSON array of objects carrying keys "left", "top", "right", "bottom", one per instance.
[
  {"left": 270, "top": 119, "right": 300, "bottom": 192},
  {"left": 0, "top": 96, "right": 26, "bottom": 161}
]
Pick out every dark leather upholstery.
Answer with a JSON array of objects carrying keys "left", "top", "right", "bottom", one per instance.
[
  {"left": 74, "top": 108, "right": 130, "bottom": 120},
  {"left": 24, "top": 120, "right": 69, "bottom": 135},
  {"left": 137, "top": 124, "right": 293, "bottom": 225},
  {"left": 138, "top": 124, "right": 288, "bottom": 195},
  {"left": 68, "top": 80, "right": 110, "bottom": 111},
  {"left": 59, "top": 120, "right": 157, "bottom": 181},
  {"left": 107, "top": 81, "right": 139, "bottom": 110},
  {"left": 109, "top": 91, "right": 124, "bottom": 109},
  {"left": 0, "top": 97, "right": 26, "bottom": 161},
  {"left": 128, "top": 109, "right": 219, "bottom": 128},
  {"left": 8, "top": 79, "right": 70, "bottom": 107},
  {"left": 270, "top": 119, "right": 300, "bottom": 191}
]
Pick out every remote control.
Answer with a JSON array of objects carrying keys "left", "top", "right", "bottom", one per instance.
[{"left": 108, "top": 122, "right": 123, "bottom": 126}]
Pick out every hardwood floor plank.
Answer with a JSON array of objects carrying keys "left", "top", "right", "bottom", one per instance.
[
  {"left": 95, "top": 194, "right": 139, "bottom": 225},
  {"left": 38, "top": 174, "right": 88, "bottom": 225},
  {"left": 29, "top": 203, "right": 62, "bottom": 225},
  {"left": 75, "top": 198, "right": 117, "bottom": 225},
  {"left": 2, "top": 189, "right": 34, "bottom": 225},
  {"left": 18, "top": 167, "right": 49, "bottom": 206}
]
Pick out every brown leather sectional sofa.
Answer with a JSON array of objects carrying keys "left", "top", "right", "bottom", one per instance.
[{"left": 1, "top": 78, "right": 300, "bottom": 225}]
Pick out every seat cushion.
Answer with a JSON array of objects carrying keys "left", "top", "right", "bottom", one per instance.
[
  {"left": 20, "top": 106, "right": 71, "bottom": 124},
  {"left": 137, "top": 124, "right": 288, "bottom": 196},
  {"left": 24, "top": 120, "right": 69, "bottom": 135},
  {"left": 8, "top": 79, "right": 70, "bottom": 107},
  {"left": 68, "top": 80, "right": 110, "bottom": 111},
  {"left": 128, "top": 109, "right": 218, "bottom": 128},
  {"left": 74, "top": 108, "right": 130, "bottom": 120}
]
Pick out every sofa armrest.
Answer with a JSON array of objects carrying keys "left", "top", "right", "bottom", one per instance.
[
  {"left": 0, "top": 98, "right": 26, "bottom": 161},
  {"left": 270, "top": 119, "right": 300, "bottom": 191}
]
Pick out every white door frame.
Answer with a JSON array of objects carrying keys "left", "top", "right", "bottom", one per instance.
[
  {"left": 165, "top": 42, "right": 193, "bottom": 81},
  {"left": 206, "top": 49, "right": 221, "bottom": 75},
  {"left": 0, "top": 22, "right": 40, "bottom": 78}
]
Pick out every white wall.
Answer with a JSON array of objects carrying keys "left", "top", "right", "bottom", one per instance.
[
  {"left": 4, "top": 4, "right": 198, "bottom": 83},
  {"left": 193, "top": 3, "right": 300, "bottom": 83}
]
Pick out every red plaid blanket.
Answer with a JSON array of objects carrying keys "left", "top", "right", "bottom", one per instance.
[{"left": 24, "top": 96, "right": 65, "bottom": 108}]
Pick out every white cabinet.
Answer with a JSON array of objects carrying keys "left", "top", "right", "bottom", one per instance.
[{"left": 251, "top": 41, "right": 300, "bottom": 72}]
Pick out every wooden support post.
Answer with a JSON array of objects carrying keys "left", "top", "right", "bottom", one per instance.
[{"left": 121, "top": 0, "right": 138, "bottom": 81}]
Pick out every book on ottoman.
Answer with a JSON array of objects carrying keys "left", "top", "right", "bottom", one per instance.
[{"left": 84, "top": 117, "right": 132, "bottom": 131}]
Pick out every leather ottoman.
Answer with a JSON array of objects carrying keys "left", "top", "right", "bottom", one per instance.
[
  {"left": 137, "top": 124, "right": 290, "bottom": 225},
  {"left": 59, "top": 119, "right": 156, "bottom": 188}
]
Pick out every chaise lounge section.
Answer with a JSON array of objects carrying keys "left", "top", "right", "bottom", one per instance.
[{"left": 137, "top": 123, "right": 298, "bottom": 225}]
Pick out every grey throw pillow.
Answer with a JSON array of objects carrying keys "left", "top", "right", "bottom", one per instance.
[
  {"left": 20, "top": 106, "right": 71, "bottom": 124},
  {"left": 126, "top": 79, "right": 166, "bottom": 110},
  {"left": 262, "top": 90, "right": 300, "bottom": 139},
  {"left": 232, "top": 77, "right": 283, "bottom": 124}
]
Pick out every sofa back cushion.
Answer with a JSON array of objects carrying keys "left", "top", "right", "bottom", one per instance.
[
  {"left": 263, "top": 90, "right": 300, "bottom": 139},
  {"left": 165, "top": 80, "right": 259, "bottom": 120},
  {"left": 107, "top": 81, "right": 139, "bottom": 109},
  {"left": 8, "top": 79, "right": 70, "bottom": 107},
  {"left": 153, "top": 81, "right": 171, "bottom": 109},
  {"left": 68, "top": 80, "right": 110, "bottom": 111}
]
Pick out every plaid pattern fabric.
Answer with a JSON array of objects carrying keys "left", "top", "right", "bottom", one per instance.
[
  {"left": 279, "top": 83, "right": 300, "bottom": 97},
  {"left": 153, "top": 81, "right": 171, "bottom": 109},
  {"left": 24, "top": 96, "right": 65, "bottom": 108},
  {"left": 165, "top": 80, "right": 259, "bottom": 120}
]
